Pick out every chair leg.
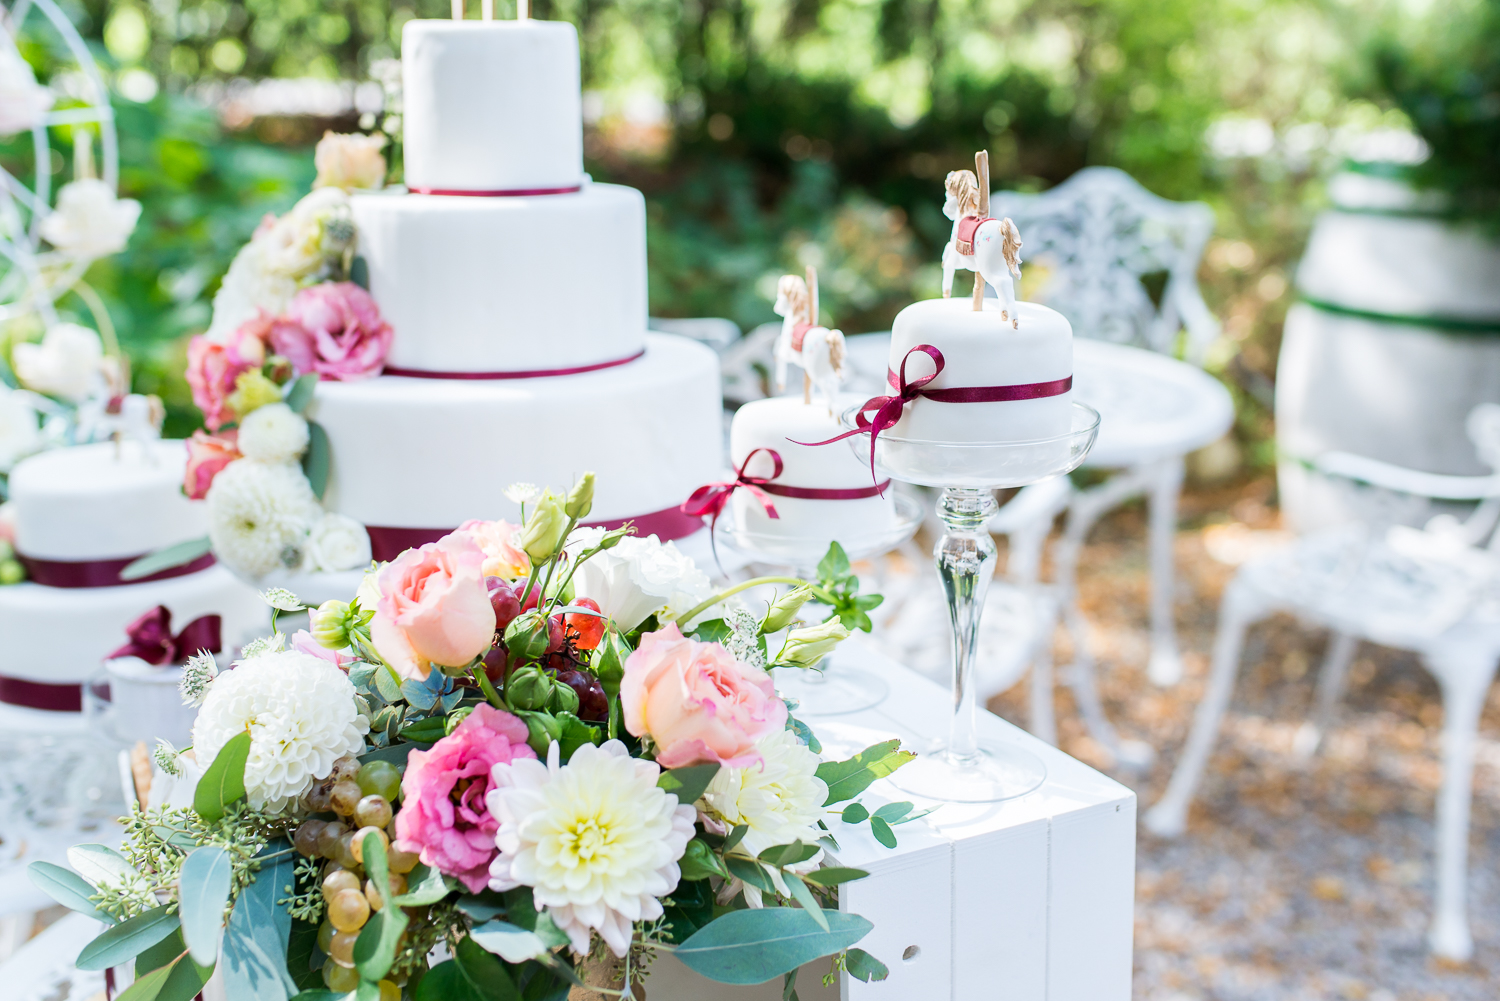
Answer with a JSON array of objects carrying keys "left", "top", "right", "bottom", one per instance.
[
  {"left": 1147, "top": 457, "right": 1186, "bottom": 686},
  {"left": 1061, "top": 602, "right": 1155, "bottom": 768},
  {"left": 1293, "top": 631, "right": 1358, "bottom": 760},
  {"left": 1144, "top": 576, "right": 1265, "bottom": 837},
  {"left": 1421, "top": 642, "right": 1499, "bottom": 961},
  {"left": 1028, "top": 592, "right": 1058, "bottom": 746}
]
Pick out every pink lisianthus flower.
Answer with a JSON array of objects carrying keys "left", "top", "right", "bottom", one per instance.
[
  {"left": 291, "top": 629, "right": 352, "bottom": 668},
  {"left": 270, "top": 282, "right": 393, "bottom": 381},
  {"left": 621, "top": 623, "right": 786, "bottom": 769},
  {"left": 183, "top": 429, "right": 241, "bottom": 500},
  {"left": 370, "top": 533, "right": 496, "bottom": 680},
  {"left": 185, "top": 337, "right": 249, "bottom": 432},
  {"left": 451, "top": 520, "right": 529, "bottom": 581},
  {"left": 393, "top": 704, "right": 535, "bottom": 892}
]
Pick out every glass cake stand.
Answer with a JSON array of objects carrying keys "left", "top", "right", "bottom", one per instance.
[
  {"left": 840, "top": 401, "right": 1101, "bottom": 802},
  {"left": 713, "top": 493, "right": 924, "bottom": 715}
]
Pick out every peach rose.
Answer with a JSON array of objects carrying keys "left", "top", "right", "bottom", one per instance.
[
  {"left": 451, "top": 519, "right": 529, "bottom": 580},
  {"left": 183, "top": 429, "right": 241, "bottom": 500},
  {"left": 621, "top": 623, "right": 787, "bottom": 769},
  {"left": 313, "top": 131, "right": 388, "bottom": 192},
  {"left": 371, "top": 534, "right": 497, "bottom": 680}
]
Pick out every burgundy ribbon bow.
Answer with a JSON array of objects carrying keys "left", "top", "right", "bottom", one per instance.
[
  {"left": 680, "top": 448, "right": 785, "bottom": 530},
  {"left": 795, "top": 344, "right": 946, "bottom": 487},
  {"left": 109, "top": 605, "right": 222, "bottom": 666}
]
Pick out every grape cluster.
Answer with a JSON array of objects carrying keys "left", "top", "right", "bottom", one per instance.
[{"left": 292, "top": 756, "right": 415, "bottom": 995}]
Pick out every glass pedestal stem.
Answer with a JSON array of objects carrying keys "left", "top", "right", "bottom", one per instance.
[{"left": 937, "top": 487, "right": 997, "bottom": 762}]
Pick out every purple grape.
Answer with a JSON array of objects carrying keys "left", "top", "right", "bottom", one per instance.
[{"left": 554, "top": 670, "right": 609, "bottom": 723}]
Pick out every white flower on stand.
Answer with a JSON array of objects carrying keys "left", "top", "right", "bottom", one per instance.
[
  {"left": 487, "top": 740, "right": 696, "bottom": 958},
  {"left": 307, "top": 513, "right": 372, "bottom": 573},
  {"left": 192, "top": 648, "right": 370, "bottom": 813},
  {"left": 566, "top": 529, "right": 715, "bottom": 632},
  {"left": 12, "top": 323, "right": 104, "bottom": 402},
  {"left": 0, "top": 386, "right": 41, "bottom": 472},
  {"left": 702, "top": 728, "right": 828, "bottom": 858},
  {"left": 39, "top": 178, "right": 142, "bottom": 258},
  {"left": 206, "top": 459, "right": 322, "bottom": 578},
  {"left": 237, "top": 403, "right": 310, "bottom": 463},
  {"left": 0, "top": 48, "right": 52, "bottom": 136}
]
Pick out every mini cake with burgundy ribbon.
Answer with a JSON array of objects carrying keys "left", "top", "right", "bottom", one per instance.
[{"left": 0, "top": 440, "right": 263, "bottom": 714}]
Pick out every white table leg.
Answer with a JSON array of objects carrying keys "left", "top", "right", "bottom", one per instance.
[
  {"left": 1146, "top": 456, "right": 1186, "bottom": 686},
  {"left": 1293, "top": 631, "right": 1358, "bottom": 760}
]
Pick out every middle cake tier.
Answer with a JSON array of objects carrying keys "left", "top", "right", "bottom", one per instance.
[
  {"left": 351, "top": 181, "right": 646, "bottom": 375},
  {"left": 312, "top": 333, "right": 723, "bottom": 560}
]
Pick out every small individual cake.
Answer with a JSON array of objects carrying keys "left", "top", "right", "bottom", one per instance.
[
  {"left": 887, "top": 297, "right": 1073, "bottom": 443},
  {"left": 0, "top": 440, "right": 264, "bottom": 712},
  {"left": 728, "top": 395, "right": 897, "bottom": 541}
]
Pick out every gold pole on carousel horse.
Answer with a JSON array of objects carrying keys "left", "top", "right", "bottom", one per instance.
[
  {"left": 803, "top": 264, "right": 819, "bottom": 404},
  {"left": 972, "top": 149, "right": 989, "bottom": 312}
]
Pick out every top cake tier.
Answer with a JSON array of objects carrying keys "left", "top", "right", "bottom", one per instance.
[
  {"left": 402, "top": 19, "right": 584, "bottom": 194},
  {"left": 10, "top": 440, "right": 206, "bottom": 561}
]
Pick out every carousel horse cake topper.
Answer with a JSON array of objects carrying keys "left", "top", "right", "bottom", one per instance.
[
  {"left": 772, "top": 264, "right": 847, "bottom": 412},
  {"left": 941, "top": 149, "right": 1024, "bottom": 328}
]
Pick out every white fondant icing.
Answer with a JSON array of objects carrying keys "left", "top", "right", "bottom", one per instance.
[
  {"left": 888, "top": 298, "right": 1072, "bottom": 443},
  {"left": 10, "top": 440, "right": 204, "bottom": 561},
  {"left": 728, "top": 395, "right": 895, "bottom": 541},
  {"left": 402, "top": 19, "right": 584, "bottom": 193},
  {"left": 352, "top": 183, "right": 647, "bottom": 374},
  {"left": 0, "top": 565, "right": 266, "bottom": 685},
  {"left": 312, "top": 334, "right": 724, "bottom": 529}
]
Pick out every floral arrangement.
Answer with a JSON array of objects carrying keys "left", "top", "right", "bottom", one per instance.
[
  {"left": 168, "top": 131, "right": 395, "bottom": 582},
  {"left": 33, "top": 474, "right": 920, "bottom": 1000}
]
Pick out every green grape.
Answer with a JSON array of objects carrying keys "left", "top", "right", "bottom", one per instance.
[
  {"left": 321, "top": 868, "right": 360, "bottom": 902},
  {"left": 328, "top": 928, "right": 359, "bottom": 967},
  {"left": 328, "top": 888, "right": 370, "bottom": 932},
  {"left": 293, "top": 820, "right": 326, "bottom": 858},
  {"left": 350, "top": 826, "right": 388, "bottom": 866},
  {"left": 330, "top": 780, "right": 363, "bottom": 816},
  {"left": 377, "top": 981, "right": 401, "bottom": 1001},
  {"left": 356, "top": 760, "right": 402, "bottom": 802},
  {"left": 331, "top": 756, "right": 361, "bottom": 782},
  {"left": 354, "top": 794, "right": 393, "bottom": 829},
  {"left": 364, "top": 872, "right": 407, "bottom": 912},
  {"left": 323, "top": 957, "right": 360, "bottom": 992},
  {"left": 314, "top": 821, "right": 348, "bottom": 859},
  {"left": 316, "top": 919, "right": 335, "bottom": 954},
  {"left": 387, "top": 846, "right": 420, "bottom": 875}
]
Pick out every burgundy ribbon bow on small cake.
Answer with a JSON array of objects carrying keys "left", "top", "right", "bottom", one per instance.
[
  {"left": 109, "top": 606, "right": 222, "bottom": 666},
  {"left": 680, "top": 447, "right": 784, "bottom": 530}
]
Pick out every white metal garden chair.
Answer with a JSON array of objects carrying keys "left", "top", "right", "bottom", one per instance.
[
  {"left": 1144, "top": 403, "right": 1500, "bottom": 960},
  {"left": 985, "top": 167, "right": 1231, "bottom": 763}
]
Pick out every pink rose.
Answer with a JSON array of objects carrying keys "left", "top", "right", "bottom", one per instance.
[
  {"left": 393, "top": 704, "right": 534, "bottom": 892},
  {"left": 183, "top": 429, "right": 241, "bottom": 500},
  {"left": 225, "top": 312, "right": 271, "bottom": 369},
  {"left": 270, "top": 282, "right": 393, "bottom": 382},
  {"left": 291, "top": 629, "right": 352, "bottom": 668},
  {"left": 621, "top": 623, "right": 787, "bottom": 769},
  {"left": 452, "top": 520, "right": 530, "bottom": 581},
  {"left": 185, "top": 336, "right": 249, "bottom": 432},
  {"left": 371, "top": 533, "right": 496, "bottom": 680}
]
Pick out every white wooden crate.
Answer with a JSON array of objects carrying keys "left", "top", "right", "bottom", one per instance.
[{"left": 652, "top": 634, "right": 1136, "bottom": 1000}]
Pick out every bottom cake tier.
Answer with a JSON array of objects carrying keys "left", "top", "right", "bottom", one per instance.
[
  {"left": 0, "top": 564, "right": 267, "bottom": 710},
  {"left": 313, "top": 333, "right": 725, "bottom": 558}
]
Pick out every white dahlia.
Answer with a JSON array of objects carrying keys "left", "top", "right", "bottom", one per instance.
[
  {"left": 206, "top": 459, "right": 321, "bottom": 577},
  {"left": 205, "top": 239, "right": 299, "bottom": 341},
  {"left": 701, "top": 728, "right": 829, "bottom": 858},
  {"left": 237, "top": 403, "right": 310, "bottom": 463},
  {"left": 192, "top": 649, "right": 369, "bottom": 813},
  {"left": 566, "top": 529, "right": 715, "bottom": 632},
  {"left": 307, "top": 513, "right": 372, "bottom": 572},
  {"left": 487, "top": 740, "right": 696, "bottom": 958}
]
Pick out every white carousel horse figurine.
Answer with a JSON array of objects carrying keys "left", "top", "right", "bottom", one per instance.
[
  {"left": 940, "top": 168, "right": 1024, "bottom": 328},
  {"left": 771, "top": 269, "right": 846, "bottom": 411},
  {"left": 73, "top": 356, "right": 164, "bottom": 449}
]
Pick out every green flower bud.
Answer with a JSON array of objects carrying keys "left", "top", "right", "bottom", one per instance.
[
  {"left": 589, "top": 628, "right": 632, "bottom": 697},
  {"left": 679, "top": 838, "right": 725, "bottom": 881},
  {"left": 503, "top": 609, "right": 551, "bottom": 663},
  {"left": 550, "top": 677, "right": 580, "bottom": 715},
  {"left": 0, "top": 560, "right": 23, "bottom": 586},
  {"left": 516, "top": 710, "right": 563, "bottom": 757},
  {"left": 0, "top": 539, "right": 13, "bottom": 563},
  {"left": 761, "top": 584, "right": 815, "bottom": 635},
  {"left": 777, "top": 620, "right": 850, "bottom": 669},
  {"left": 518, "top": 489, "right": 570, "bottom": 563},
  {"left": 565, "top": 471, "right": 596, "bottom": 521},
  {"left": 505, "top": 665, "right": 553, "bottom": 711},
  {"left": 310, "top": 599, "right": 354, "bottom": 649}
]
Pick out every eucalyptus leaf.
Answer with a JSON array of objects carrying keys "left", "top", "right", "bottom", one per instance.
[
  {"left": 221, "top": 843, "right": 296, "bottom": 1001},
  {"left": 158, "top": 951, "right": 215, "bottom": 1001},
  {"left": 354, "top": 831, "right": 407, "bottom": 982},
  {"left": 301, "top": 421, "right": 331, "bottom": 499},
  {"left": 415, "top": 937, "right": 520, "bottom": 1001},
  {"left": 758, "top": 842, "right": 819, "bottom": 867},
  {"left": 815, "top": 740, "right": 915, "bottom": 805},
  {"left": 284, "top": 372, "right": 320, "bottom": 414},
  {"left": 372, "top": 664, "right": 403, "bottom": 704},
  {"left": 194, "top": 730, "right": 251, "bottom": 823},
  {"left": 724, "top": 856, "right": 776, "bottom": 894},
  {"left": 656, "top": 763, "right": 720, "bottom": 805},
  {"left": 840, "top": 803, "right": 869, "bottom": 825},
  {"left": 119, "top": 536, "right": 213, "bottom": 582},
  {"left": 786, "top": 716, "right": 821, "bottom": 754},
  {"left": 722, "top": 824, "right": 749, "bottom": 853},
  {"left": 76, "top": 905, "right": 179, "bottom": 971},
  {"left": 468, "top": 919, "right": 548, "bottom": 963},
  {"left": 870, "top": 816, "right": 897, "bottom": 849},
  {"left": 357, "top": 742, "right": 415, "bottom": 769},
  {"left": 781, "top": 873, "right": 829, "bottom": 931},
  {"left": 844, "top": 947, "right": 890, "bottom": 983},
  {"left": 801, "top": 867, "right": 869, "bottom": 887},
  {"left": 179, "top": 845, "right": 233, "bottom": 965},
  {"left": 872, "top": 801, "right": 915, "bottom": 824},
  {"left": 26, "top": 861, "right": 114, "bottom": 922},
  {"left": 113, "top": 961, "right": 173, "bottom": 1001},
  {"left": 390, "top": 863, "right": 453, "bottom": 907},
  {"left": 672, "top": 907, "right": 873, "bottom": 985},
  {"left": 66, "top": 844, "right": 138, "bottom": 890}
]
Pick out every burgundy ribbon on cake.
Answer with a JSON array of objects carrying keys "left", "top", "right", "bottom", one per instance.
[
  {"left": 681, "top": 448, "right": 786, "bottom": 531},
  {"left": 108, "top": 605, "right": 223, "bottom": 665},
  {"left": 382, "top": 348, "right": 645, "bottom": 381},
  {"left": 17, "top": 550, "right": 216, "bottom": 589},
  {"left": 797, "top": 343, "right": 1073, "bottom": 485},
  {"left": 0, "top": 676, "right": 83, "bottom": 712},
  {"left": 365, "top": 504, "right": 704, "bottom": 563},
  {"left": 409, "top": 185, "right": 584, "bottom": 197}
]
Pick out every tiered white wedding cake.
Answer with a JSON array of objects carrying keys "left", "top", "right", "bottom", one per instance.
[
  {"left": 0, "top": 441, "right": 263, "bottom": 712},
  {"left": 311, "top": 15, "right": 723, "bottom": 560}
]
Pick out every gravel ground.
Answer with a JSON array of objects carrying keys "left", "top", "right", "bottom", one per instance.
[{"left": 978, "top": 478, "right": 1500, "bottom": 1001}]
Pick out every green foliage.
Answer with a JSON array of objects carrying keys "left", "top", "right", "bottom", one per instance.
[
  {"left": 672, "top": 907, "right": 874, "bottom": 985},
  {"left": 178, "top": 846, "right": 233, "bottom": 964},
  {"left": 76, "top": 905, "right": 179, "bottom": 970},
  {"left": 815, "top": 740, "right": 915, "bottom": 805},
  {"left": 656, "top": 762, "right": 721, "bottom": 804},
  {"left": 194, "top": 730, "right": 251, "bottom": 823}
]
